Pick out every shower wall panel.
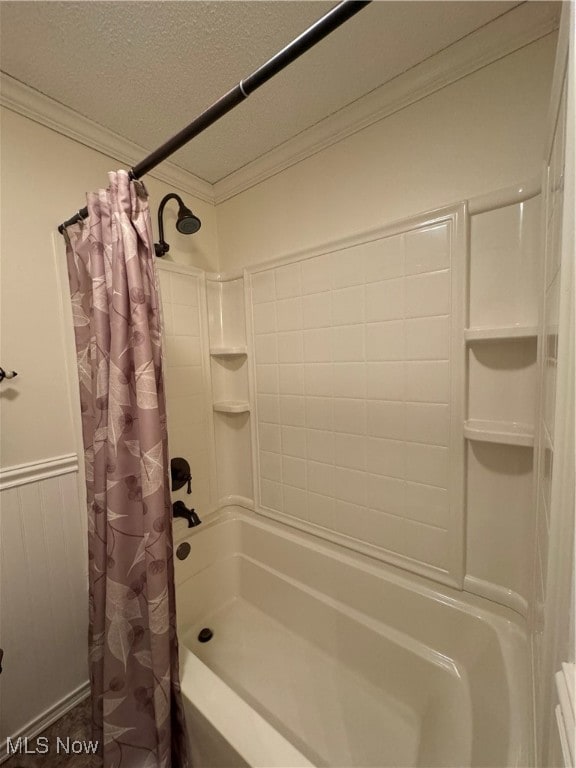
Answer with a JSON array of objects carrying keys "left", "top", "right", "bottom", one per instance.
[
  {"left": 247, "top": 207, "right": 465, "bottom": 587},
  {"left": 157, "top": 265, "right": 213, "bottom": 521}
]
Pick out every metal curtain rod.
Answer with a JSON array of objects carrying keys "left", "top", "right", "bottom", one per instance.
[{"left": 58, "top": 0, "right": 371, "bottom": 233}]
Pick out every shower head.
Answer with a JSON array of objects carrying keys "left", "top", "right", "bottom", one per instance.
[
  {"left": 176, "top": 205, "right": 201, "bottom": 235},
  {"left": 155, "top": 193, "right": 201, "bottom": 257}
]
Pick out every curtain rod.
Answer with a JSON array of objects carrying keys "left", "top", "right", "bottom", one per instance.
[{"left": 58, "top": 0, "right": 371, "bottom": 234}]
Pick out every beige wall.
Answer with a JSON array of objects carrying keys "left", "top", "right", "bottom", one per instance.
[
  {"left": 0, "top": 107, "right": 218, "bottom": 469},
  {"left": 216, "top": 35, "right": 557, "bottom": 272}
]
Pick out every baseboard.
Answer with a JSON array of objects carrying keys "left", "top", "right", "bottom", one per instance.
[{"left": 0, "top": 681, "right": 90, "bottom": 763}]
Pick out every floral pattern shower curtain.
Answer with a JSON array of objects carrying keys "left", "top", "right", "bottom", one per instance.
[{"left": 63, "top": 171, "right": 189, "bottom": 768}]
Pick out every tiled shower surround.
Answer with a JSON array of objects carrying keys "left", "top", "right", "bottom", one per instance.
[{"left": 250, "top": 212, "right": 464, "bottom": 583}]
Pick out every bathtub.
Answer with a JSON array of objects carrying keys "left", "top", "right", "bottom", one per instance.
[{"left": 175, "top": 507, "right": 533, "bottom": 768}]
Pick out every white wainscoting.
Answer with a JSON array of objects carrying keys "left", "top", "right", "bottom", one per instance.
[{"left": 0, "top": 454, "right": 89, "bottom": 762}]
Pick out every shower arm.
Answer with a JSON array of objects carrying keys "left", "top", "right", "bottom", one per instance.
[{"left": 57, "top": 0, "right": 371, "bottom": 233}]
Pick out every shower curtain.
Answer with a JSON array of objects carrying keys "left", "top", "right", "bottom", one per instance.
[{"left": 63, "top": 171, "right": 189, "bottom": 768}]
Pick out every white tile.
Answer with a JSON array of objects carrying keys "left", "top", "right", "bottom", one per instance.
[
  {"left": 279, "top": 364, "right": 304, "bottom": 395},
  {"left": 256, "top": 364, "right": 278, "bottom": 394},
  {"left": 275, "top": 263, "right": 302, "bottom": 298},
  {"left": 334, "top": 467, "right": 367, "bottom": 506},
  {"left": 366, "top": 437, "right": 405, "bottom": 479},
  {"left": 251, "top": 271, "right": 276, "bottom": 304},
  {"left": 255, "top": 334, "right": 278, "bottom": 364},
  {"left": 162, "top": 300, "right": 174, "bottom": 337},
  {"left": 335, "top": 434, "right": 366, "bottom": 470},
  {"left": 332, "top": 325, "right": 364, "bottom": 362},
  {"left": 173, "top": 304, "right": 200, "bottom": 336},
  {"left": 253, "top": 302, "right": 277, "bottom": 334},
  {"left": 307, "top": 493, "right": 334, "bottom": 528},
  {"left": 304, "top": 329, "right": 332, "bottom": 362},
  {"left": 404, "top": 482, "right": 449, "bottom": 527},
  {"left": 166, "top": 365, "right": 202, "bottom": 398},
  {"left": 305, "top": 397, "right": 333, "bottom": 430},
  {"left": 366, "top": 363, "right": 404, "bottom": 401},
  {"left": 405, "top": 223, "right": 450, "bottom": 276},
  {"left": 333, "top": 398, "right": 366, "bottom": 435},
  {"left": 367, "top": 401, "right": 405, "bottom": 440},
  {"left": 308, "top": 461, "right": 334, "bottom": 497},
  {"left": 282, "top": 456, "right": 307, "bottom": 489},
  {"left": 366, "top": 321, "right": 405, "bottom": 361},
  {"left": 172, "top": 274, "right": 199, "bottom": 305},
  {"left": 333, "top": 499, "right": 366, "bottom": 539},
  {"left": 332, "top": 363, "right": 366, "bottom": 399},
  {"left": 260, "top": 451, "right": 282, "bottom": 482},
  {"left": 405, "top": 403, "right": 449, "bottom": 446},
  {"left": 283, "top": 485, "right": 308, "bottom": 520},
  {"left": 405, "top": 316, "right": 449, "bottom": 360},
  {"left": 281, "top": 426, "right": 307, "bottom": 458},
  {"left": 302, "top": 292, "right": 332, "bottom": 329},
  {"left": 405, "top": 270, "right": 450, "bottom": 318},
  {"left": 301, "top": 254, "right": 332, "bottom": 294},
  {"left": 305, "top": 363, "right": 333, "bottom": 397},
  {"left": 403, "top": 520, "right": 448, "bottom": 569},
  {"left": 364, "top": 234, "right": 404, "bottom": 283},
  {"left": 277, "top": 331, "right": 303, "bottom": 363},
  {"left": 277, "top": 297, "right": 302, "bottom": 331},
  {"left": 165, "top": 335, "right": 200, "bottom": 367},
  {"left": 404, "top": 443, "right": 449, "bottom": 488},
  {"left": 157, "top": 269, "right": 172, "bottom": 303},
  {"left": 367, "top": 474, "right": 405, "bottom": 516},
  {"left": 280, "top": 395, "right": 305, "bottom": 426},
  {"left": 332, "top": 286, "right": 365, "bottom": 326},
  {"left": 366, "top": 279, "right": 404, "bottom": 322},
  {"left": 361, "top": 508, "right": 406, "bottom": 553},
  {"left": 260, "top": 479, "right": 282, "bottom": 511},
  {"left": 404, "top": 361, "right": 449, "bottom": 403},
  {"left": 259, "top": 423, "right": 281, "bottom": 453},
  {"left": 332, "top": 247, "right": 365, "bottom": 288},
  {"left": 257, "top": 394, "right": 280, "bottom": 424},
  {"left": 307, "top": 429, "right": 335, "bottom": 465}
]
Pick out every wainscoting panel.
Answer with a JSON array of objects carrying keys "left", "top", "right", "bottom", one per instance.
[{"left": 0, "top": 460, "right": 88, "bottom": 760}]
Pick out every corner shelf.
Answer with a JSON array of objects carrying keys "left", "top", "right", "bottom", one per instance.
[
  {"left": 465, "top": 326, "right": 538, "bottom": 343},
  {"left": 213, "top": 401, "right": 251, "bottom": 414},
  {"left": 210, "top": 346, "right": 248, "bottom": 357},
  {"left": 464, "top": 419, "right": 534, "bottom": 447}
]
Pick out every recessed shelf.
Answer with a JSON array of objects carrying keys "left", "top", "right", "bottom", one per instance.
[
  {"left": 213, "top": 401, "right": 251, "bottom": 414},
  {"left": 464, "top": 419, "right": 534, "bottom": 447},
  {"left": 210, "top": 346, "right": 248, "bottom": 357},
  {"left": 464, "top": 326, "right": 538, "bottom": 343}
]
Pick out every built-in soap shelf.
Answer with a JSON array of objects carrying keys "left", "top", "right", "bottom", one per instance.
[
  {"left": 464, "top": 419, "right": 534, "bottom": 447},
  {"left": 465, "top": 326, "right": 538, "bottom": 343},
  {"left": 213, "top": 401, "right": 251, "bottom": 414},
  {"left": 210, "top": 347, "right": 247, "bottom": 357}
]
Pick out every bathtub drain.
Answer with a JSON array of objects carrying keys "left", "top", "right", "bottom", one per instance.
[{"left": 198, "top": 627, "right": 213, "bottom": 643}]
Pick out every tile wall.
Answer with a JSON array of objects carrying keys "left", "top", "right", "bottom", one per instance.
[
  {"left": 157, "top": 266, "right": 212, "bottom": 522},
  {"left": 250, "top": 215, "right": 463, "bottom": 582}
]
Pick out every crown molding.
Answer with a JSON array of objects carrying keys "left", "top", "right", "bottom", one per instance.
[
  {"left": 213, "top": 2, "right": 559, "bottom": 204},
  {"left": 0, "top": 72, "right": 214, "bottom": 204}
]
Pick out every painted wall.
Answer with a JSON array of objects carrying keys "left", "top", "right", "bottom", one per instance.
[
  {"left": 216, "top": 35, "right": 557, "bottom": 272},
  {"left": 0, "top": 107, "right": 218, "bottom": 470}
]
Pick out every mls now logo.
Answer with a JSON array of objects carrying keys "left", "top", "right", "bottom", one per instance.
[{"left": 6, "top": 736, "right": 99, "bottom": 755}]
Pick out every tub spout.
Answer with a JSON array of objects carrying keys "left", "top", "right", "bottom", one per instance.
[{"left": 172, "top": 500, "right": 201, "bottom": 528}]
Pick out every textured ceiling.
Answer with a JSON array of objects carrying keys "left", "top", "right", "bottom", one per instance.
[{"left": 0, "top": 1, "right": 549, "bottom": 183}]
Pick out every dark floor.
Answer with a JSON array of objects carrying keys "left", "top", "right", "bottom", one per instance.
[{"left": 3, "top": 698, "right": 101, "bottom": 768}]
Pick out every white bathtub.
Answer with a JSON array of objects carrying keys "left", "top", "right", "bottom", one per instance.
[{"left": 175, "top": 507, "right": 533, "bottom": 768}]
